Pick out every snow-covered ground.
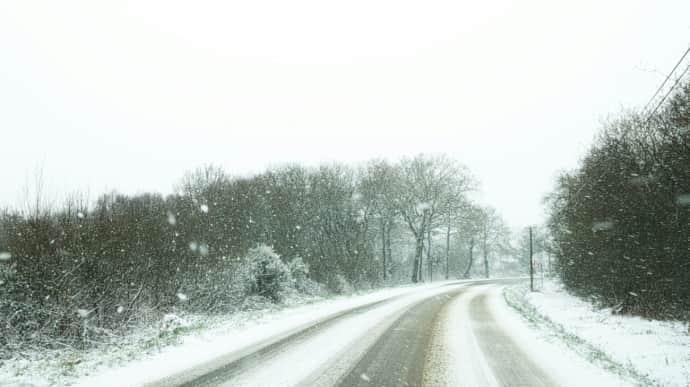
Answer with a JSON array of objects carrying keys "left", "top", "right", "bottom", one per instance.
[
  {"left": 428, "top": 284, "right": 628, "bottom": 387},
  {"left": 0, "top": 280, "right": 457, "bottom": 387},
  {"left": 505, "top": 279, "right": 690, "bottom": 387}
]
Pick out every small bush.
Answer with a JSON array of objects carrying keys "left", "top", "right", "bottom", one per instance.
[
  {"left": 159, "top": 313, "right": 190, "bottom": 337},
  {"left": 242, "top": 245, "right": 292, "bottom": 302},
  {"left": 328, "top": 273, "right": 354, "bottom": 294},
  {"left": 287, "top": 257, "right": 323, "bottom": 295}
]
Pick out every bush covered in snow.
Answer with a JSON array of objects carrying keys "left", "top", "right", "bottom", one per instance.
[
  {"left": 158, "top": 313, "right": 190, "bottom": 337},
  {"left": 241, "top": 245, "right": 293, "bottom": 302},
  {"left": 288, "top": 257, "right": 324, "bottom": 296},
  {"left": 329, "top": 273, "right": 354, "bottom": 295},
  {"left": 546, "top": 81, "right": 690, "bottom": 320}
]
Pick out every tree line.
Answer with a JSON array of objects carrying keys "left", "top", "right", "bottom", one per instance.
[
  {"left": 546, "top": 81, "right": 690, "bottom": 320},
  {"left": 0, "top": 154, "right": 517, "bottom": 355}
]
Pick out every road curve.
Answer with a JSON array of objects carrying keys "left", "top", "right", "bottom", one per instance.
[{"left": 154, "top": 279, "right": 605, "bottom": 387}]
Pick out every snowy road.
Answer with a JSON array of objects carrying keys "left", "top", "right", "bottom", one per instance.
[{"left": 147, "top": 280, "right": 623, "bottom": 387}]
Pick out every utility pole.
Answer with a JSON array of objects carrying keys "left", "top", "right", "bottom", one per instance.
[
  {"left": 529, "top": 226, "right": 534, "bottom": 292},
  {"left": 445, "top": 213, "right": 450, "bottom": 280},
  {"left": 427, "top": 229, "right": 433, "bottom": 282}
]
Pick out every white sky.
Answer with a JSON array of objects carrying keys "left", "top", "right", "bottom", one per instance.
[{"left": 1, "top": 0, "right": 689, "bottom": 228}]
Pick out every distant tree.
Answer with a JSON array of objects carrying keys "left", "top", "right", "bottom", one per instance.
[{"left": 393, "top": 155, "right": 472, "bottom": 282}]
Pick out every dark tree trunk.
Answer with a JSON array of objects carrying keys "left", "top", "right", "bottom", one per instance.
[
  {"left": 463, "top": 237, "right": 475, "bottom": 278},
  {"left": 412, "top": 234, "right": 424, "bottom": 282},
  {"left": 381, "top": 219, "right": 387, "bottom": 281},
  {"left": 483, "top": 250, "right": 489, "bottom": 278},
  {"left": 385, "top": 222, "right": 392, "bottom": 278},
  {"left": 445, "top": 217, "right": 451, "bottom": 280},
  {"left": 427, "top": 229, "right": 432, "bottom": 281}
]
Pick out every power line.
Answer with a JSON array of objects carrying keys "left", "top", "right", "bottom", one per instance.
[
  {"left": 647, "top": 60, "right": 690, "bottom": 119},
  {"left": 643, "top": 45, "right": 690, "bottom": 114}
]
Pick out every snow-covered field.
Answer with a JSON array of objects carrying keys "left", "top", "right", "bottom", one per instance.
[
  {"left": 505, "top": 279, "right": 690, "bottom": 387},
  {"left": 0, "top": 280, "right": 454, "bottom": 387}
]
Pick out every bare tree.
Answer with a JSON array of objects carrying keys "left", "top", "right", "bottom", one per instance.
[
  {"left": 393, "top": 155, "right": 472, "bottom": 283},
  {"left": 477, "top": 206, "right": 509, "bottom": 278}
]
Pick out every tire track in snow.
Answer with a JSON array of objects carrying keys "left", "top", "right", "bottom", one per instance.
[
  {"left": 469, "top": 291, "right": 555, "bottom": 386},
  {"left": 174, "top": 294, "right": 409, "bottom": 387},
  {"left": 332, "top": 288, "right": 468, "bottom": 387}
]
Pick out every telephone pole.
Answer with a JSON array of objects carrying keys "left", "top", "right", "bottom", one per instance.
[{"left": 529, "top": 226, "right": 534, "bottom": 292}]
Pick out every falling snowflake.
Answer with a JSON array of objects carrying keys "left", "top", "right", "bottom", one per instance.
[
  {"left": 676, "top": 194, "right": 690, "bottom": 206},
  {"left": 167, "top": 211, "right": 177, "bottom": 225},
  {"left": 77, "top": 309, "right": 91, "bottom": 318},
  {"left": 77, "top": 212, "right": 85, "bottom": 219},
  {"left": 200, "top": 204, "right": 209, "bottom": 213},
  {"left": 177, "top": 293, "right": 188, "bottom": 301},
  {"left": 591, "top": 221, "right": 614, "bottom": 232},
  {"left": 0, "top": 252, "right": 11, "bottom": 261},
  {"left": 117, "top": 306, "right": 125, "bottom": 314}
]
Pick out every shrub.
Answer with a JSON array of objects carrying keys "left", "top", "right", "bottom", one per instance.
[
  {"left": 242, "top": 245, "right": 292, "bottom": 302},
  {"left": 287, "top": 257, "right": 322, "bottom": 295},
  {"left": 328, "top": 273, "right": 354, "bottom": 294},
  {"left": 159, "top": 313, "right": 190, "bottom": 337}
]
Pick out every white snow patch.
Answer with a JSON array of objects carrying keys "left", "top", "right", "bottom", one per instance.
[
  {"left": 415, "top": 202, "right": 431, "bottom": 213},
  {"left": 518, "top": 280, "right": 690, "bottom": 387}
]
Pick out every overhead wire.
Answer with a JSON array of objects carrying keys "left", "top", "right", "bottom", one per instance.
[
  {"left": 647, "top": 60, "right": 690, "bottom": 118},
  {"left": 643, "top": 45, "right": 690, "bottom": 114}
]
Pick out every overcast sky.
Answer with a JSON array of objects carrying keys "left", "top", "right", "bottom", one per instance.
[{"left": 1, "top": 0, "right": 689, "bottom": 228}]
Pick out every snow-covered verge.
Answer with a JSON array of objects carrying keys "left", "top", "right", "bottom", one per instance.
[
  {"left": 0, "top": 280, "right": 452, "bottom": 386},
  {"left": 505, "top": 279, "right": 690, "bottom": 387}
]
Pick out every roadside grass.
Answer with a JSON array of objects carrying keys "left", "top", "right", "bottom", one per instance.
[
  {"left": 503, "top": 285, "right": 656, "bottom": 387},
  {"left": 0, "top": 297, "right": 318, "bottom": 386}
]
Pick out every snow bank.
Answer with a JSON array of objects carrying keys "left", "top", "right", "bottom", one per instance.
[{"left": 506, "top": 280, "right": 690, "bottom": 387}]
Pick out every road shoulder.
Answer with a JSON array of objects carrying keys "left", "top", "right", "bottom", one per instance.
[{"left": 505, "top": 280, "right": 690, "bottom": 386}]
